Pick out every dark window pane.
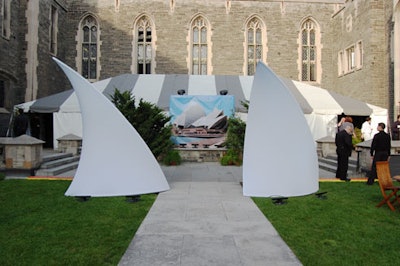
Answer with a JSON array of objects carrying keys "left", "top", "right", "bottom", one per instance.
[
  {"left": 90, "top": 60, "right": 97, "bottom": 79},
  {"left": 138, "top": 63, "right": 144, "bottom": 74},
  {"left": 83, "top": 26, "right": 89, "bottom": 42},
  {"left": 193, "top": 28, "right": 199, "bottom": 42},
  {"left": 91, "top": 26, "right": 97, "bottom": 41},
  {"left": 146, "top": 63, "right": 151, "bottom": 74},
  {"left": 82, "top": 60, "right": 89, "bottom": 78},
  {"left": 302, "top": 63, "right": 308, "bottom": 81},
  {"left": 83, "top": 44, "right": 89, "bottom": 58},
  {"left": 90, "top": 44, "right": 97, "bottom": 58},
  {"left": 0, "top": 80, "right": 4, "bottom": 107},
  {"left": 310, "top": 63, "right": 316, "bottom": 81}
]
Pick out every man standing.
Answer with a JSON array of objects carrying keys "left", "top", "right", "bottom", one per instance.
[
  {"left": 361, "top": 117, "right": 373, "bottom": 141},
  {"left": 367, "top": 123, "right": 391, "bottom": 185},
  {"left": 335, "top": 124, "right": 353, "bottom": 182},
  {"left": 391, "top": 115, "right": 400, "bottom": 140}
]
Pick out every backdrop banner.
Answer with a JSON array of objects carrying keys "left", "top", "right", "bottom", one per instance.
[{"left": 169, "top": 95, "right": 235, "bottom": 146}]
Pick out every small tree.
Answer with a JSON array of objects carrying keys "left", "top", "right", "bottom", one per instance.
[
  {"left": 220, "top": 101, "right": 248, "bottom": 166},
  {"left": 220, "top": 116, "right": 246, "bottom": 165},
  {"left": 111, "top": 89, "right": 173, "bottom": 159}
]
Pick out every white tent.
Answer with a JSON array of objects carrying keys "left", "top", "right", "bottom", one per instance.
[{"left": 15, "top": 74, "right": 388, "bottom": 148}]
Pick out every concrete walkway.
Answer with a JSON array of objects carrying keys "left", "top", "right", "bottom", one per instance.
[{"left": 118, "top": 163, "right": 302, "bottom": 266}]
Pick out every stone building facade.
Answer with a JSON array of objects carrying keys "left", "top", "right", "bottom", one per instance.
[{"left": 0, "top": 0, "right": 398, "bottom": 133}]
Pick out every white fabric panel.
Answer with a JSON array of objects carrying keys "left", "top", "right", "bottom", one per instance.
[
  {"left": 53, "top": 58, "right": 169, "bottom": 197},
  {"left": 92, "top": 77, "right": 112, "bottom": 93},
  {"left": 367, "top": 103, "right": 388, "bottom": 116},
  {"left": 59, "top": 79, "right": 111, "bottom": 113},
  {"left": 304, "top": 114, "right": 337, "bottom": 140},
  {"left": 53, "top": 112, "right": 82, "bottom": 148},
  {"left": 294, "top": 80, "right": 343, "bottom": 115},
  {"left": 132, "top": 74, "right": 165, "bottom": 104},
  {"left": 188, "top": 75, "right": 217, "bottom": 95},
  {"left": 238, "top": 76, "right": 253, "bottom": 101},
  {"left": 59, "top": 92, "right": 80, "bottom": 113},
  {"left": 243, "top": 63, "right": 318, "bottom": 197}
]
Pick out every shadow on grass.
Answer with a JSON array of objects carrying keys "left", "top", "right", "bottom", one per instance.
[{"left": 253, "top": 182, "right": 400, "bottom": 265}]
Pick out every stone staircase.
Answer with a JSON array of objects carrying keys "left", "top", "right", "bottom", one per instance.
[
  {"left": 318, "top": 154, "right": 364, "bottom": 177},
  {"left": 35, "top": 152, "right": 80, "bottom": 176}
]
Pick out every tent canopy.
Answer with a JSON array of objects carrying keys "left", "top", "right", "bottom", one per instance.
[
  {"left": 17, "top": 74, "right": 384, "bottom": 116},
  {"left": 15, "top": 73, "right": 388, "bottom": 146}
]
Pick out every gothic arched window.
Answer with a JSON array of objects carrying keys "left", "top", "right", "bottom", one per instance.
[
  {"left": 135, "top": 16, "right": 153, "bottom": 74},
  {"left": 190, "top": 16, "right": 209, "bottom": 75},
  {"left": 246, "top": 18, "right": 263, "bottom": 76},
  {"left": 301, "top": 19, "right": 318, "bottom": 82},
  {"left": 79, "top": 15, "right": 99, "bottom": 80}
]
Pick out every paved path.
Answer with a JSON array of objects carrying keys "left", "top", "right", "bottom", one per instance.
[{"left": 118, "top": 163, "right": 302, "bottom": 266}]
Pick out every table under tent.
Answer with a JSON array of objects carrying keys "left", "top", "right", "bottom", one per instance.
[{"left": 14, "top": 74, "right": 388, "bottom": 148}]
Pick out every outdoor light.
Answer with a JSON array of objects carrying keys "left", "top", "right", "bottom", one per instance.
[
  {"left": 220, "top": 89, "right": 228, "bottom": 95},
  {"left": 177, "top": 89, "right": 185, "bottom": 95}
]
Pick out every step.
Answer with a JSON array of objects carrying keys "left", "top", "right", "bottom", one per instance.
[
  {"left": 35, "top": 161, "right": 79, "bottom": 176},
  {"left": 41, "top": 152, "right": 74, "bottom": 163},
  {"left": 318, "top": 157, "right": 357, "bottom": 171},
  {"left": 325, "top": 155, "right": 358, "bottom": 164},
  {"left": 40, "top": 156, "right": 80, "bottom": 169}
]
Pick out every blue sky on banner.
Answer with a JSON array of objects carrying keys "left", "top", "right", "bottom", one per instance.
[{"left": 169, "top": 95, "right": 235, "bottom": 123}]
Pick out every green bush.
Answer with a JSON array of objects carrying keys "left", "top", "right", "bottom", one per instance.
[
  {"left": 220, "top": 149, "right": 240, "bottom": 166},
  {"left": 352, "top": 127, "right": 362, "bottom": 146},
  {"left": 111, "top": 89, "right": 173, "bottom": 159},
  {"left": 162, "top": 150, "right": 182, "bottom": 165},
  {"left": 220, "top": 116, "right": 246, "bottom": 166}
]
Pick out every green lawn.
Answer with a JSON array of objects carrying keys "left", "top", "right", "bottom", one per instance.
[
  {"left": 2, "top": 179, "right": 399, "bottom": 266},
  {"left": 0, "top": 180, "right": 156, "bottom": 266},
  {"left": 253, "top": 181, "right": 400, "bottom": 266}
]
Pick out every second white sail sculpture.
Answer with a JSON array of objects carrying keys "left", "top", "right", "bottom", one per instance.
[
  {"left": 53, "top": 58, "right": 170, "bottom": 197},
  {"left": 243, "top": 62, "right": 318, "bottom": 197}
]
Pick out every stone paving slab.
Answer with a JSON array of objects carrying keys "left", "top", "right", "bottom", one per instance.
[{"left": 119, "top": 163, "right": 302, "bottom": 266}]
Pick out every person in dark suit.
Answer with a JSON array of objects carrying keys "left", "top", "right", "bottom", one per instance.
[
  {"left": 335, "top": 124, "right": 353, "bottom": 181},
  {"left": 367, "top": 122, "right": 391, "bottom": 185},
  {"left": 391, "top": 115, "right": 400, "bottom": 140}
]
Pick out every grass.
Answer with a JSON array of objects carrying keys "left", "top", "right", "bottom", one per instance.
[
  {"left": 253, "top": 181, "right": 400, "bottom": 266},
  {"left": 0, "top": 179, "right": 156, "bottom": 266},
  {"left": 2, "top": 179, "right": 400, "bottom": 265}
]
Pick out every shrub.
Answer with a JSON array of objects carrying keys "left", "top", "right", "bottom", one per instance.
[
  {"left": 352, "top": 127, "right": 362, "bottom": 146},
  {"left": 220, "top": 149, "right": 241, "bottom": 166},
  {"left": 111, "top": 89, "right": 173, "bottom": 159},
  {"left": 162, "top": 150, "right": 182, "bottom": 165},
  {"left": 220, "top": 116, "right": 246, "bottom": 165}
]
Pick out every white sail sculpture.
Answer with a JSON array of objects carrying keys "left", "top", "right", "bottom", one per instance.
[
  {"left": 243, "top": 62, "right": 318, "bottom": 197},
  {"left": 53, "top": 58, "right": 170, "bottom": 197}
]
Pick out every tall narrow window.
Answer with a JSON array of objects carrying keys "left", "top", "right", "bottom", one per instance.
[
  {"left": 338, "top": 51, "right": 344, "bottom": 76},
  {"left": 246, "top": 18, "right": 263, "bottom": 76},
  {"left": 2, "top": 0, "right": 11, "bottom": 39},
  {"left": 136, "top": 17, "right": 152, "bottom": 74},
  {"left": 356, "top": 41, "right": 363, "bottom": 69},
  {"left": 81, "top": 16, "right": 98, "bottom": 80},
  {"left": 301, "top": 19, "right": 317, "bottom": 81},
  {"left": 50, "top": 5, "right": 58, "bottom": 54},
  {"left": 0, "top": 80, "right": 4, "bottom": 107},
  {"left": 191, "top": 17, "right": 208, "bottom": 75},
  {"left": 346, "top": 45, "right": 355, "bottom": 71}
]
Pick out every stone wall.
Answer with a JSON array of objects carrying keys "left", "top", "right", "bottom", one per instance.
[
  {"left": 0, "top": 0, "right": 395, "bottom": 117},
  {"left": 330, "top": 0, "right": 392, "bottom": 110},
  {"left": 178, "top": 148, "right": 227, "bottom": 162}
]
